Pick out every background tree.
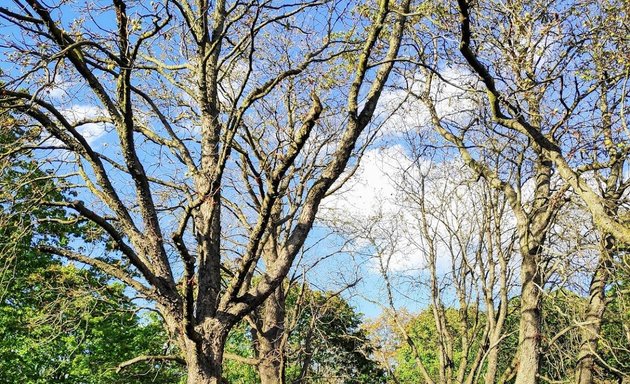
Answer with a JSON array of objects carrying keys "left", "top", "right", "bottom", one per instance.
[
  {"left": 0, "top": 123, "right": 184, "bottom": 383},
  {"left": 449, "top": 0, "right": 630, "bottom": 245},
  {"left": 222, "top": 284, "right": 384, "bottom": 384},
  {"left": 322, "top": 143, "right": 520, "bottom": 384},
  {"left": 399, "top": 0, "right": 630, "bottom": 382}
]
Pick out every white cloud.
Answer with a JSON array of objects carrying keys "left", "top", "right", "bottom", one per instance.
[
  {"left": 41, "top": 105, "right": 109, "bottom": 154},
  {"left": 320, "top": 146, "right": 434, "bottom": 272},
  {"left": 377, "top": 67, "right": 479, "bottom": 136},
  {"left": 61, "top": 105, "right": 109, "bottom": 144},
  {"left": 46, "top": 86, "right": 68, "bottom": 99},
  {"left": 319, "top": 143, "right": 517, "bottom": 277},
  {"left": 37, "top": 76, "right": 76, "bottom": 100},
  {"left": 321, "top": 145, "right": 412, "bottom": 219}
]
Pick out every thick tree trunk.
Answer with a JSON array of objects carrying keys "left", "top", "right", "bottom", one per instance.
[
  {"left": 575, "top": 236, "right": 613, "bottom": 384},
  {"left": 514, "top": 246, "right": 543, "bottom": 384},
  {"left": 258, "top": 354, "right": 284, "bottom": 384},
  {"left": 184, "top": 326, "right": 229, "bottom": 384},
  {"left": 187, "top": 358, "right": 222, "bottom": 384},
  {"left": 256, "top": 286, "right": 286, "bottom": 384}
]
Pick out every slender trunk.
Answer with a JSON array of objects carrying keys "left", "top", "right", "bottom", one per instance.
[
  {"left": 498, "top": 354, "right": 519, "bottom": 384},
  {"left": 575, "top": 235, "right": 613, "bottom": 384},
  {"left": 514, "top": 154, "right": 550, "bottom": 384},
  {"left": 483, "top": 286, "right": 508, "bottom": 384},
  {"left": 482, "top": 189, "right": 510, "bottom": 384},
  {"left": 485, "top": 339, "right": 500, "bottom": 384},
  {"left": 256, "top": 286, "right": 286, "bottom": 384},
  {"left": 514, "top": 245, "right": 543, "bottom": 384},
  {"left": 293, "top": 324, "right": 315, "bottom": 384}
]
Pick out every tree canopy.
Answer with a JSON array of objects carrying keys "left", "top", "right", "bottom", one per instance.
[{"left": 0, "top": 0, "right": 628, "bottom": 383}]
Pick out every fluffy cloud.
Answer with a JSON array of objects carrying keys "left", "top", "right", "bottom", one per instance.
[
  {"left": 61, "top": 105, "right": 109, "bottom": 144},
  {"left": 377, "top": 67, "right": 478, "bottom": 136},
  {"left": 41, "top": 105, "right": 109, "bottom": 155},
  {"left": 321, "top": 145, "right": 412, "bottom": 219},
  {"left": 319, "top": 142, "right": 512, "bottom": 276},
  {"left": 320, "top": 146, "right": 431, "bottom": 272}
]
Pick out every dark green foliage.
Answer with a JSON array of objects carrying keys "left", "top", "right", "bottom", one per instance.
[
  {"left": 223, "top": 322, "right": 259, "bottom": 384},
  {"left": 285, "top": 288, "right": 386, "bottom": 384},
  {"left": 223, "top": 285, "right": 385, "bottom": 384},
  {"left": 599, "top": 275, "right": 630, "bottom": 380}
]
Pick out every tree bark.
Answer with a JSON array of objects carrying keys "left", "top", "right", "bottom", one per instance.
[
  {"left": 485, "top": 344, "right": 500, "bottom": 384},
  {"left": 575, "top": 235, "right": 613, "bottom": 384},
  {"left": 514, "top": 244, "right": 543, "bottom": 384},
  {"left": 256, "top": 286, "right": 287, "bottom": 384},
  {"left": 185, "top": 326, "right": 229, "bottom": 384}
]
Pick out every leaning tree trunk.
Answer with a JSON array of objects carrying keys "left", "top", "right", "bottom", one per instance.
[
  {"left": 575, "top": 235, "right": 614, "bottom": 384},
  {"left": 514, "top": 244, "right": 544, "bottom": 384},
  {"left": 256, "top": 286, "right": 287, "bottom": 384}
]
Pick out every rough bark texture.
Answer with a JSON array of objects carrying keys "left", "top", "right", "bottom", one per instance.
[
  {"left": 256, "top": 286, "right": 287, "bottom": 384},
  {"left": 575, "top": 236, "right": 613, "bottom": 384},
  {"left": 162, "top": 308, "right": 230, "bottom": 384},
  {"left": 515, "top": 245, "right": 543, "bottom": 384},
  {"left": 185, "top": 324, "right": 229, "bottom": 384},
  {"left": 513, "top": 155, "right": 552, "bottom": 384}
]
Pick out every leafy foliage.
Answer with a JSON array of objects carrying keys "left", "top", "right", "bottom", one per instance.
[
  {"left": 285, "top": 288, "right": 386, "bottom": 384},
  {"left": 0, "top": 123, "right": 184, "bottom": 383},
  {"left": 223, "top": 284, "right": 385, "bottom": 384}
]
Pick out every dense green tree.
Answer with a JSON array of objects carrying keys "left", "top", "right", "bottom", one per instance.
[
  {"left": 599, "top": 280, "right": 630, "bottom": 381},
  {"left": 0, "top": 122, "right": 184, "bottom": 383},
  {"left": 222, "top": 284, "right": 385, "bottom": 384},
  {"left": 372, "top": 307, "right": 485, "bottom": 384},
  {"left": 370, "top": 290, "right": 629, "bottom": 384},
  {"left": 286, "top": 288, "right": 385, "bottom": 384},
  {"left": 222, "top": 321, "right": 259, "bottom": 384}
]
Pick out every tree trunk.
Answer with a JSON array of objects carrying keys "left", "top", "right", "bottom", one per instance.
[
  {"left": 256, "top": 286, "right": 286, "bottom": 384},
  {"left": 259, "top": 354, "right": 284, "bottom": 384},
  {"left": 187, "top": 360, "right": 222, "bottom": 384},
  {"left": 575, "top": 235, "right": 613, "bottom": 384},
  {"left": 185, "top": 326, "right": 229, "bottom": 384},
  {"left": 485, "top": 341, "right": 500, "bottom": 384},
  {"left": 514, "top": 245, "right": 543, "bottom": 384}
]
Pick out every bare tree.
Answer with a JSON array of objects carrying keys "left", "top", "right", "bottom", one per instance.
[
  {"left": 402, "top": 0, "right": 630, "bottom": 381},
  {"left": 404, "top": 160, "right": 518, "bottom": 384},
  {"left": 572, "top": 4, "right": 630, "bottom": 380},
  {"left": 0, "top": 0, "right": 411, "bottom": 382},
  {"left": 450, "top": 0, "right": 630, "bottom": 244},
  {"left": 330, "top": 145, "right": 519, "bottom": 384},
  {"left": 405, "top": 65, "right": 564, "bottom": 384}
]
